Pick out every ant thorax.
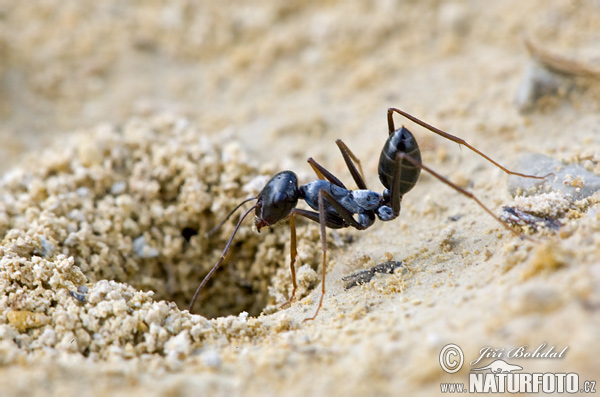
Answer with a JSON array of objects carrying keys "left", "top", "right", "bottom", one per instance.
[
  {"left": 350, "top": 189, "right": 382, "bottom": 210},
  {"left": 298, "top": 180, "right": 383, "bottom": 228}
]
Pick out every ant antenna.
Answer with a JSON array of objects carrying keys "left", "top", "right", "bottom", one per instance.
[
  {"left": 207, "top": 196, "right": 258, "bottom": 237},
  {"left": 190, "top": 202, "right": 260, "bottom": 313}
]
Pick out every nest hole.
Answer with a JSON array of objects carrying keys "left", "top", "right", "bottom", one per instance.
[{"left": 79, "top": 223, "right": 297, "bottom": 320}]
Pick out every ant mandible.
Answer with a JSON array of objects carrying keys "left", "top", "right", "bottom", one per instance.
[{"left": 188, "top": 108, "right": 545, "bottom": 320}]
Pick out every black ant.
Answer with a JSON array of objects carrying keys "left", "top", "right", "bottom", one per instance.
[{"left": 189, "top": 108, "right": 546, "bottom": 320}]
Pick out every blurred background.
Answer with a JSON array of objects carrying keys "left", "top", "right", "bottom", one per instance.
[{"left": 2, "top": 0, "right": 598, "bottom": 174}]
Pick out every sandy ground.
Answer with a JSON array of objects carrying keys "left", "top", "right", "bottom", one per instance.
[{"left": 1, "top": 1, "right": 600, "bottom": 396}]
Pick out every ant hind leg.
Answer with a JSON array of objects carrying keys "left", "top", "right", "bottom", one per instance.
[
  {"left": 387, "top": 108, "right": 551, "bottom": 180},
  {"left": 396, "top": 153, "right": 528, "bottom": 239}
]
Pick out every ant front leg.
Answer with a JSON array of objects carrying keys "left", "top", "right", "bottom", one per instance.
[
  {"left": 280, "top": 213, "right": 298, "bottom": 308},
  {"left": 280, "top": 206, "right": 346, "bottom": 315}
]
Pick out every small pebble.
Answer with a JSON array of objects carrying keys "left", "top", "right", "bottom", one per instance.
[
  {"left": 507, "top": 153, "right": 600, "bottom": 200},
  {"left": 342, "top": 261, "right": 404, "bottom": 289},
  {"left": 133, "top": 236, "right": 160, "bottom": 258},
  {"left": 514, "top": 62, "right": 570, "bottom": 113}
]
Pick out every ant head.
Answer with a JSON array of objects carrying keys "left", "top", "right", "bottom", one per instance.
[{"left": 255, "top": 171, "right": 299, "bottom": 231}]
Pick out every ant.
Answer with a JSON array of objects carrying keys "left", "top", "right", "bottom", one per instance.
[{"left": 188, "top": 108, "right": 546, "bottom": 320}]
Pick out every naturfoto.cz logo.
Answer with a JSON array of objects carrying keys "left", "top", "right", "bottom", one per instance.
[{"left": 439, "top": 343, "right": 597, "bottom": 394}]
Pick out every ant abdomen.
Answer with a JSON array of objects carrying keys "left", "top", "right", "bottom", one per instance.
[{"left": 378, "top": 126, "right": 422, "bottom": 196}]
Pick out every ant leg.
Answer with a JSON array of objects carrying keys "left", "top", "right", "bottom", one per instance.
[
  {"left": 300, "top": 188, "right": 371, "bottom": 231},
  {"left": 388, "top": 150, "right": 405, "bottom": 218},
  {"left": 307, "top": 157, "right": 346, "bottom": 188},
  {"left": 396, "top": 153, "right": 525, "bottom": 238},
  {"left": 278, "top": 208, "right": 344, "bottom": 316},
  {"left": 388, "top": 108, "right": 550, "bottom": 180},
  {"left": 285, "top": 206, "right": 348, "bottom": 320},
  {"left": 320, "top": 189, "right": 370, "bottom": 230},
  {"left": 280, "top": 213, "right": 298, "bottom": 308},
  {"left": 335, "top": 139, "right": 368, "bottom": 190},
  {"left": 298, "top": 186, "right": 368, "bottom": 230},
  {"left": 304, "top": 190, "right": 328, "bottom": 322},
  {"left": 308, "top": 141, "right": 368, "bottom": 191},
  {"left": 291, "top": 208, "right": 347, "bottom": 228}
]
